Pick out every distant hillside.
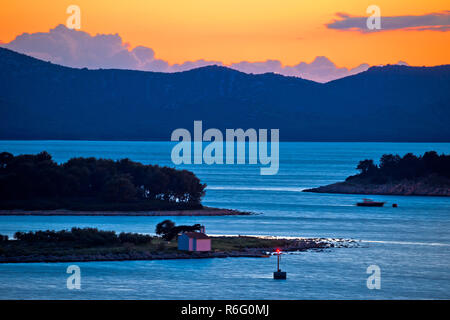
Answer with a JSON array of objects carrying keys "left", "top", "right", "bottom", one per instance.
[{"left": 0, "top": 47, "right": 449, "bottom": 141}]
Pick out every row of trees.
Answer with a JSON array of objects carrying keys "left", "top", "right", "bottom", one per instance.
[
  {"left": 353, "top": 151, "right": 450, "bottom": 183},
  {"left": 155, "top": 220, "right": 202, "bottom": 241},
  {"left": 13, "top": 227, "right": 152, "bottom": 245},
  {"left": 2, "top": 220, "right": 203, "bottom": 245},
  {"left": 0, "top": 151, "right": 206, "bottom": 205}
]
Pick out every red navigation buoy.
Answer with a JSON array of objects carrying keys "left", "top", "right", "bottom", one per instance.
[{"left": 273, "top": 248, "right": 287, "bottom": 280}]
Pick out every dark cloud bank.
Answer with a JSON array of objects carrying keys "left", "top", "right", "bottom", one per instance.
[{"left": 327, "top": 10, "right": 450, "bottom": 32}]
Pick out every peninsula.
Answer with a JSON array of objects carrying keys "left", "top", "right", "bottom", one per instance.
[
  {"left": 304, "top": 151, "right": 450, "bottom": 196},
  {"left": 0, "top": 151, "right": 249, "bottom": 215},
  {"left": 0, "top": 227, "right": 345, "bottom": 263}
]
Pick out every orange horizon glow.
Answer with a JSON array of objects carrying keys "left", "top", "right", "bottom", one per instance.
[{"left": 1, "top": 0, "right": 449, "bottom": 69}]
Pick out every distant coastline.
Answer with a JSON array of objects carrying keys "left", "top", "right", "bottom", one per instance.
[
  {"left": 303, "top": 179, "right": 450, "bottom": 196},
  {"left": 304, "top": 151, "right": 450, "bottom": 197},
  {"left": 0, "top": 207, "right": 252, "bottom": 216},
  {"left": 2, "top": 47, "right": 450, "bottom": 142}
]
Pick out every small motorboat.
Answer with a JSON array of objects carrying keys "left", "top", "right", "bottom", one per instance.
[{"left": 356, "top": 199, "right": 385, "bottom": 207}]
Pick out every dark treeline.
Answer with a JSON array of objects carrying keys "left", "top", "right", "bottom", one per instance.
[
  {"left": 155, "top": 220, "right": 202, "bottom": 241},
  {"left": 351, "top": 151, "right": 450, "bottom": 184},
  {"left": 13, "top": 228, "right": 152, "bottom": 246},
  {"left": 0, "top": 151, "right": 206, "bottom": 210}
]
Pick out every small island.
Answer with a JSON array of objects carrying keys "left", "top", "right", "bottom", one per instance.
[
  {"left": 0, "top": 151, "right": 250, "bottom": 216},
  {"left": 303, "top": 151, "right": 450, "bottom": 196},
  {"left": 0, "top": 223, "right": 342, "bottom": 263}
]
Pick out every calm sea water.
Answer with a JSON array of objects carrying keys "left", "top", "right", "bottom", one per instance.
[{"left": 0, "top": 141, "right": 449, "bottom": 299}]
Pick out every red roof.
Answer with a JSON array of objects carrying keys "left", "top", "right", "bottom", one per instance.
[{"left": 183, "top": 232, "right": 210, "bottom": 239}]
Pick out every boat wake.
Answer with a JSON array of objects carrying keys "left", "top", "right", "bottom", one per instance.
[
  {"left": 209, "top": 234, "right": 450, "bottom": 247},
  {"left": 361, "top": 240, "right": 450, "bottom": 247},
  {"left": 206, "top": 186, "right": 306, "bottom": 192}
]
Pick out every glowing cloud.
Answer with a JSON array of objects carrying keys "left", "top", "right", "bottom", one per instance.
[{"left": 2, "top": 25, "right": 375, "bottom": 82}]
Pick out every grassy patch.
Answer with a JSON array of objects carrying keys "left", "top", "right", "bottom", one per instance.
[{"left": 211, "top": 236, "right": 290, "bottom": 252}]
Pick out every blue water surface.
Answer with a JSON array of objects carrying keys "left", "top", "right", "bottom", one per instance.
[{"left": 0, "top": 141, "right": 449, "bottom": 299}]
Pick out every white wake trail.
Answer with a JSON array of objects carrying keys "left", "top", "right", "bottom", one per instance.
[
  {"left": 360, "top": 240, "right": 450, "bottom": 247},
  {"left": 206, "top": 186, "right": 306, "bottom": 192}
]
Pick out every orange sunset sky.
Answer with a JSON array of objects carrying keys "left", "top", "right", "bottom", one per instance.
[{"left": 1, "top": 0, "right": 449, "bottom": 69}]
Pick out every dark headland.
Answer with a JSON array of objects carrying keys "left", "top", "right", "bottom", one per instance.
[
  {"left": 304, "top": 151, "right": 450, "bottom": 196},
  {"left": 0, "top": 151, "right": 250, "bottom": 215}
]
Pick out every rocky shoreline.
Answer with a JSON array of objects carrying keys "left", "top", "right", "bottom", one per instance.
[
  {"left": 303, "top": 180, "right": 450, "bottom": 196},
  {"left": 0, "top": 207, "right": 253, "bottom": 216},
  {"left": 0, "top": 238, "right": 353, "bottom": 264}
]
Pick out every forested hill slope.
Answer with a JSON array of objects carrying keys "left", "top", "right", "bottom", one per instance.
[{"left": 1, "top": 47, "right": 449, "bottom": 141}]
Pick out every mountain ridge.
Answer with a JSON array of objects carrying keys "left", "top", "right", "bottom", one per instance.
[{"left": 0, "top": 47, "right": 449, "bottom": 141}]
